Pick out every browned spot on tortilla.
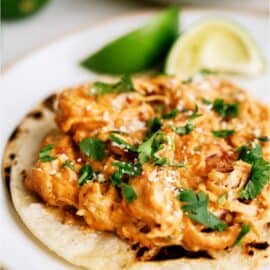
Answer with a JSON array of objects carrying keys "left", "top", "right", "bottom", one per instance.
[
  {"left": 27, "top": 110, "right": 43, "bottom": 120},
  {"left": 248, "top": 250, "right": 254, "bottom": 256},
  {"left": 21, "top": 169, "right": 27, "bottom": 179},
  {"left": 42, "top": 93, "right": 57, "bottom": 112},
  {"left": 151, "top": 245, "right": 212, "bottom": 261},
  {"left": 8, "top": 126, "right": 21, "bottom": 142},
  {"left": 3, "top": 166, "right": 11, "bottom": 194},
  {"left": 136, "top": 247, "right": 149, "bottom": 258},
  {"left": 249, "top": 242, "right": 269, "bottom": 250},
  {"left": 9, "top": 153, "right": 16, "bottom": 160}
]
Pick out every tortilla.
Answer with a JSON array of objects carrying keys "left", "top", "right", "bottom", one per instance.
[{"left": 3, "top": 94, "right": 270, "bottom": 270}]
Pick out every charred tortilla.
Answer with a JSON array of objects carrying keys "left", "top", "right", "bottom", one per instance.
[{"left": 3, "top": 76, "right": 270, "bottom": 270}]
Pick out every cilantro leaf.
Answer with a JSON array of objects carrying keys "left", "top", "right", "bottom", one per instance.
[
  {"left": 78, "top": 164, "right": 93, "bottom": 185},
  {"left": 61, "top": 160, "right": 74, "bottom": 170},
  {"left": 238, "top": 144, "right": 270, "bottom": 200},
  {"left": 178, "top": 189, "right": 227, "bottom": 231},
  {"left": 212, "top": 129, "right": 235, "bottom": 138},
  {"left": 121, "top": 183, "right": 137, "bottom": 203},
  {"left": 212, "top": 99, "right": 239, "bottom": 118},
  {"left": 79, "top": 138, "right": 106, "bottom": 161},
  {"left": 189, "top": 105, "right": 202, "bottom": 120},
  {"left": 162, "top": 109, "right": 179, "bottom": 119},
  {"left": 109, "top": 133, "right": 137, "bottom": 152},
  {"left": 233, "top": 224, "right": 250, "bottom": 246},
  {"left": 172, "top": 121, "right": 194, "bottom": 135},
  {"left": 110, "top": 161, "right": 142, "bottom": 186},
  {"left": 201, "top": 98, "right": 211, "bottom": 105},
  {"left": 138, "top": 131, "right": 166, "bottom": 164},
  {"left": 146, "top": 117, "right": 162, "bottom": 139},
  {"left": 39, "top": 144, "right": 57, "bottom": 162},
  {"left": 90, "top": 74, "right": 134, "bottom": 95},
  {"left": 171, "top": 105, "right": 202, "bottom": 136}
]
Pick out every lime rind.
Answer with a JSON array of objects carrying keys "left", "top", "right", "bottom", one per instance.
[
  {"left": 81, "top": 7, "right": 179, "bottom": 74},
  {"left": 165, "top": 18, "right": 265, "bottom": 79}
]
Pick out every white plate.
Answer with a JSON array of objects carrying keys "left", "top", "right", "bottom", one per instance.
[{"left": 1, "top": 8, "right": 269, "bottom": 270}]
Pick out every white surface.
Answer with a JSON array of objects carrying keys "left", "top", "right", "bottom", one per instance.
[
  {"left": 2, "top": 0, "right": 268, "bottom": 68},
  {"left": 2, "top": 0, "right": 152, "bottom": 67},
  {"left": 1, "top": 8, "right": 269, "bottom": 270}
]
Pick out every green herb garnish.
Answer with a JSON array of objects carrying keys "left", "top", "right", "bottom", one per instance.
[
  {"left": 154, "top": 157, "right": 185, "bottom": 168},
  {"left": 212, "top": 99, "right": 239, "bottom": 118},
  {"left": 212, "top": 129, "right": 235, "bottom": 138},
  {"left": 172, "top": 105, "right": 202, "bottom": 135},
  {"left": 172, "top": 121, "right": 195, "bottom": 135},
  {"left": 189, "top": 105, "right": 202, "bottom": 120},
  {"left": 121, "top": 183, "right": 137, "bottom": 203},
  {"left": 238, "top": 144, "right": 270, "bottom": 200},
  {"left": 78, "top": 164, "right": 93, "bottom": 185},
  {"left": 178, "top": 189, "right": 227, "bottom": 231},
  {"left": 146, "top": 117, "right": 162, "bottom": 139},
  {"left": 162, "top": 109, "right": 179, "bottom": 119},
  {"left": 233, "top": 224, "right": 250, "bottom": 246},
  {"left": 90, "top": 74, "right": 134, "bottom": 95},
  {"left": 201, "top": 98, "right": 212, "bottom": 105},
  {"left": 109, "top": 133, "right": 137, "bottom": 152},
  {"left": 138, "top": 131, "right": 166, "bottom": 164},
  {"left": 110, "top": 161, "right": 142, "bottom": 186},
  {"left": 61, "top": 160, "right": 74, "bottom": 170},
  {"left": 79, "top": 138, "right": 106, "bottom": 161},
  {"left": 39, "top": 144, "right": 57, "bottom": 162}
]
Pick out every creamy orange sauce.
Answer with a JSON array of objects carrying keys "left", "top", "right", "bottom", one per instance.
[{"left": 25, "top": 75, "right": 270, "bottom": 259}]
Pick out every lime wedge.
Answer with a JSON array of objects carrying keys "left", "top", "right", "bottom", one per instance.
[
  {"left": 2, "top": 0, "right": 50, "bottom": 20},
  {"left": 81, "top": 7, "right": 179, "bottom": 74},
  {"left": 165, "top": 19, "right": 265, "bottom": 79}
]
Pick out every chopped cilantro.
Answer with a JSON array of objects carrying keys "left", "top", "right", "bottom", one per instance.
[
  {"left": 156, "top": 104, "right": 164, "bottom": 114},
  {"left": 212, "top": 129, "right": 235, "bottom": 138},
  {"left": 61, "top": 160, "right": 74, "bottom": 170},
  {"left": 212, "top": 99, "right": 239, "bottom": 118},
  {"left": 121, "top": 183, "right": 137, "bottom": 203},
  {"left": 238, "top": 144, "right": 270, "bottom": 200},
  {"left": 172, "top": 121, "right": 195, "bottom": 135},
  {"left": 258, "top": 136, "right": 270, "bottom": 142},
  {"left": 146, "top": 117, "right": 162, "bottom": 139},
  {"left": 162, "top": 109, "right": 179, "bottom": 119},
  {"left": 110, "top": 161, "right": 142, "bottom": 186},
  {"left": 109, "top": 133, "right": 137, "bottom": 152},
  {"left": 154, "top": 157, "right": 185, "bottom": 168},
  {"left": 233, "top": 224, "right": 250, "bottom": 246},
  {"left": 79, "top": 137, "right": 106, "bottom": 161},
  {"left": 189, "top": 105, "right": 202, "bottom": 120},
  {"left": 39, "top": 144, "right": 57, "bottom": 162},
  {"left": 78, "top": 164, "right": 93, "bottom": 185},
  {"left": 90, "top": 74, "right": 134, "bottom": 95},
  {"left": 201, "top": 98, "right": 211, "bottom": 105},
  {"left": 171, "top": 105, "right": 202, "bottom": 136},
  {"left": 178, "top": 189, "right": 227, "bottom": 231},
  {"left": 138, "top": 131, "right": 166, "bottom": 164}
]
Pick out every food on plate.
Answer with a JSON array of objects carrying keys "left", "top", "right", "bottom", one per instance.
[
  {"left": 165, "top": 19, "right": 265, "bottom": 79},
  {"left": 3, "top": 74, "right": 270, "bottom": 269},
  {"left": 80, "top": 7, "right": 179, "bottom": 74}
]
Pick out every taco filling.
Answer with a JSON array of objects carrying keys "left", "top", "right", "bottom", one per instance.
[{"left": 24, "top": 75, "right": 270, "bottom": 260}]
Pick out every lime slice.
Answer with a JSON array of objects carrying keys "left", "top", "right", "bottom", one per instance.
[
  {"left": 165, "top": 19, "right": 265, "bottom": 79},
  {"left": 81, "top": 7, "right": 179, "bottom": 74},
  {"left": 1, "top": 0, "right": 50, "bottom": 20}
]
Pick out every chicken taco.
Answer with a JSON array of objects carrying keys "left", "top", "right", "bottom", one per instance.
[{"left": 3, "top": 75, "right": 270, "bottom": 269}]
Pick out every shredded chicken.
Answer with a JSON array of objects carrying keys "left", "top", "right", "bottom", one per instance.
[{"left": 25, "top": 76, "right": 270, "bottom": 259}]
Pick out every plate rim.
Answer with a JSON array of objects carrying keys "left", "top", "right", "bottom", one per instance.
[{"left": 2, "top": 5, "right": 268, "bottom": 75}]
